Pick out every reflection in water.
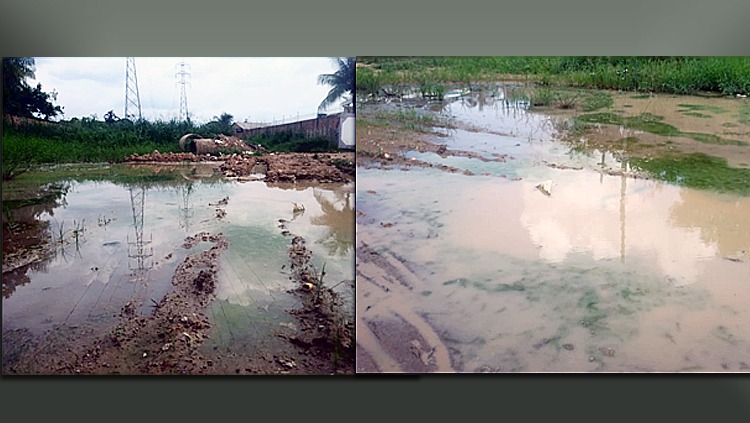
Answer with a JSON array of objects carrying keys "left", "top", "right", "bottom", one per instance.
[
  {"left": 310, "top": 187, "right": 354, "bottom": 256},
  {"left": 3, "top": 166, "right": 354, "bottom": 372},
  {"left": 357, "top": 88, "right": 750, "bottom": 372},
  {"left": 178, "top": 183, "right": 195, "bottom": 234},
  {"left": 127, "top": 186, "right": 153, "bottom": 275}
]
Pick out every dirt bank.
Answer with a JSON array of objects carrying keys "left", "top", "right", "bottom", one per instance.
[
  {"left": 127, "top": 151, "right": 355, "bottom": 183},
  {"left": 3, "top": 228, "right": 354, "bottom": 375}
]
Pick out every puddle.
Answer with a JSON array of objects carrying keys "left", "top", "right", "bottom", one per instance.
[
  {"left": 356, "top": 87, "right": 750, "bottom": 373},
  {"left": 2, "top": 163, "right": 354, "bottom": 373}
]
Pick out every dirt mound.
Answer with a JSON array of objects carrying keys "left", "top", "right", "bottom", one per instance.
[
  {"left": 278, "top": 232, "right": 354, "bottom": 373},
  {"left": 126, "top": 150, "right": 354, "bottom": 183},
  {"left": 126, "top": 150, "right": 223, "bottom": 162},
  {"left": 220, "top": 152, "right": 354, "bottom": 183}
]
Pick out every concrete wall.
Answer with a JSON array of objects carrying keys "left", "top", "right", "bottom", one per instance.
[{"left": 237, "top": 113, "right": 341, "bottom": 147}]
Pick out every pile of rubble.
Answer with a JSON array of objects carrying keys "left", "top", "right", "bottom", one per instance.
[{"left": 126, "top": 150, "right": 222, "bottom": 162}]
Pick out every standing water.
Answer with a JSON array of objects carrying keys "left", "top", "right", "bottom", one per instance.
[
  {"left": 2, "top": 163, "right": 354, "bottom": 373},
  {"left": 356, "top": 86, "right": 750, "bottom": 373}
]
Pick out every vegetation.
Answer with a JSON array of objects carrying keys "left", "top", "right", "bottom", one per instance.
[
  {"left": 318, "top": 57, "right": 355, "bottom": 113},
  {"left": 573, "top": 112, "right": 747, "bottom": 146},
  {"left": 630, "top": 153, "right": 750, "bottom": 196},
  {"left": 357, "top": 57, "right": 750, "bottom": 97},
  {"left": 3, "top": 58, "right": 63, "bottom": 120},
  {"left": 3, "top": 56, "right": 342, "bottom": 181}
]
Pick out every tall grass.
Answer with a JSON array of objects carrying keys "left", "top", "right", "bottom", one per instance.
[
  {"left": 1, "top": 116, "right": 199, "bottom": 179},
  {"left": 357, "top": 57, "right": 750, "bottom": 97}
]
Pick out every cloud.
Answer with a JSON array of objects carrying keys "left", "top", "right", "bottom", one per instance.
[{"left": 30, "top": 57, "right": 347, "bottom": 124}]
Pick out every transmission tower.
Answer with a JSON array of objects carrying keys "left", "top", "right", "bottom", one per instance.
[
  {"left": 178, "top": 182, "right": 194, "bottom": 234},
  {"left": 128, "top": 186, "right": 153, "bottom": 276},
  {"left": 125, "top": 57, "right": 143, "bottom": 121},
  {"left": 176, "top": 60, "right": 191, "bottom": 122}
]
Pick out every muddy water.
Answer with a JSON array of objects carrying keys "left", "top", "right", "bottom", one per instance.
[
  {"left": 356, "top": 89, "right": 750, "bottom": 373},
  {"left": 2, "top": 164, "right": 353, "bottom": 370}
]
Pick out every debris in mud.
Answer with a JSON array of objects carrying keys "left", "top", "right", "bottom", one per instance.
[
  {"left": 193, "top": 270, "right": 215, "bottom": 295},
  {"left": 599, "top": 346, "right": 616, "bottom": 357},
  {"left": 544, "top": 161, "right": 583, "bottom": 171},
  {"left": 126, "top": 150, "right": 354, "bottom": 184},
  {"left": 209, "top": 196, "right": 229, "bottom": 207},
  {"left": 280, "top": 230, "right": 354, "bottom": 374},
  {"left": 126, "top": 150, "right": 222, "bottom": 163},
  {"left": 535, "top": 180, "right": 553, "bottom": 196}
]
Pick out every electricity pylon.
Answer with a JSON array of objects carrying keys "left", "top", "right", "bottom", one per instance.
[
  {"left": 125, "top": 57, "right": 143, "bottom": 121},
  {"left": 176, "top": 60, "right": 190, "bottom": 122}
]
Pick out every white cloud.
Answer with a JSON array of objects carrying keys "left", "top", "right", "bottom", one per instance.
[{"left": 30, "top": 57, "right": 349, "bottom": 124}]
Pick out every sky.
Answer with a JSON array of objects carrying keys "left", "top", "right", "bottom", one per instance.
[{"left": 29, "top": 57, "right": 348, "bottom": 125}]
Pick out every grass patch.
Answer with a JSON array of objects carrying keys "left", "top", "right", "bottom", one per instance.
[
  {"left": 368, "top": 108, "right": 454, "bottom": 132},
  {"left": 630, "top": 153, "right": 750, "bottom": 195},
  {"left": 2, "top": 133, "right": 176, "bottom": 180},
  {"left": 575, "top": 112, "right": 747, "bottom": 146},
  {"left": 681, "top": 112, "right": 712, "bottom": 118},
  {"left": 583, "top": 91, "right": 614, "bottom": 112},
  {"left": 676, "top": 103, "right": 727, "bottom": 114}
]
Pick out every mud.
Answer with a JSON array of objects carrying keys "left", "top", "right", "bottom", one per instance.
[
  {"left": 355, "top": 241, "right": 454, "bottom": 373},
  {"left": 565, "top": 92, "right": 750, "bottom": 168},
  {"left": 221, "top": 152, "right": 354, "bottom": 183},
  {"left": 126, "top": 150, "right": 354, "bottom": 184},
  {"left": 356, "top": 120, "right": 514, "bottom": 177}
]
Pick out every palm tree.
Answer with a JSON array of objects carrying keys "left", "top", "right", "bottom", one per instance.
[{"left": 317, "top": 57, "right": 355, "bottom": 114}]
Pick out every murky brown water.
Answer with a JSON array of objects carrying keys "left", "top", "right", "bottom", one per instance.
[
  {"left": 356, "top": 88, "right": 750, "bottom": 373},
  {"left": 2, "top": 164, "right": 354, "bottom": 371}
]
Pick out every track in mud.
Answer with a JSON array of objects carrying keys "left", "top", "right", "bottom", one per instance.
[{"left": 2, "top": 160, "right": 355, "bottom": 375}]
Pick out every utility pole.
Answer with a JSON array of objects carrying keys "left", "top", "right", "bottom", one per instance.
[
  {"left": 125, "top": 57, "right": 143, "bottom": 121},
  {"left": 176, "top": 60, "right": 191, "bottom": 122}
]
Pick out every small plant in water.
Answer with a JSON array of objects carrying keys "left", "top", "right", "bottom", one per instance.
[{"left": 72, "top": 219, "right": 86, "bottom": 248}]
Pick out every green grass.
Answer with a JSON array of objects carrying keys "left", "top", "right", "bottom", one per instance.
[
  {"left": 2, "top": 133, "right": 176, "bottom": 180},
  {"left": 574, "top": 112, "right": 747, "bottom": 146},
  {"left": 630, "top": 153, "right": 750, "bottom": 195},
  {"left": 681, "top": 112, "right": 712, "bottom": 118},
  {"left": 357, "top": 57, "right": 750, "bottom": 97},
  {"left": 676, "top": 103, "right": 727, "bottom": 114}
]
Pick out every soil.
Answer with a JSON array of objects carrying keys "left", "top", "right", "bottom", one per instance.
[
  {"left": 127, "top": 150, "right": 355, "bottom": 184},
  {"left": 356, "top": 122, "right": 512, "bottom": 175},
  {"left": 2, "top": 150, "right": 355, "bottom": 375}
]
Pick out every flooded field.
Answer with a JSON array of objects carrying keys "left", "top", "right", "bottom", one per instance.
[
  {"left": 2, "top": 163, "right": 354, "bottom": 374},
  {"left": 356, "top": 85, "right": 750, "bottom": 373}
]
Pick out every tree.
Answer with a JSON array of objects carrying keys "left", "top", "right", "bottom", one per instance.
[
  {"left": 2, "top": 57, "right": 63, "bottom": 120},
  {"left": 201, "top": 112, "right": 234, "bottom": 136},
  {"left": 104, "top": 110, "right": 119, "bottom": 123},
  {"left": 317, "top": 57, "right": 355, "bottom": 114}
]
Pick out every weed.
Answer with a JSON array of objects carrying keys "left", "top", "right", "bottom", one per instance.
[{"left": 630, "top": 152, "right": 750, "bottom": 195}]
